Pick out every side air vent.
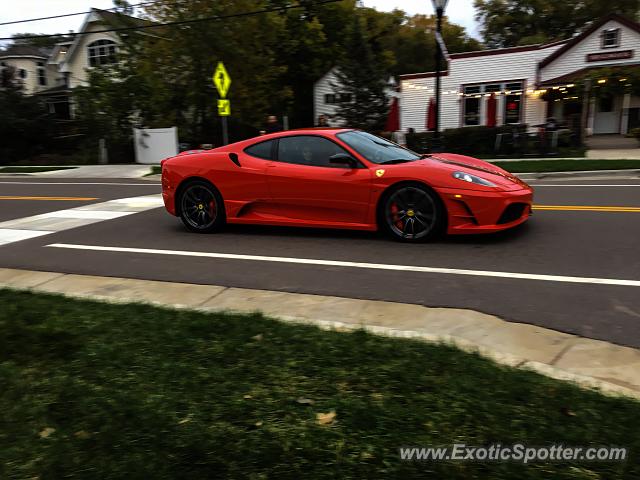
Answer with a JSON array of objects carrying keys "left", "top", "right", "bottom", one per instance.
[{"left": 229, "top": 153, "right": 241, "bottom": 167}]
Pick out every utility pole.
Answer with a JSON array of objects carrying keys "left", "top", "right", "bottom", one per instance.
[{"left": 432, "top": 0, "right": 448, "bottom": 151}]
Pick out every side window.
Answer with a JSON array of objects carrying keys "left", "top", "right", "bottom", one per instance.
[
  {"left": 277, "top": 136, "right": 350, "bottom": 168},
  {"left": 244, "top": 139, "right": 275, "bottom": 160}
]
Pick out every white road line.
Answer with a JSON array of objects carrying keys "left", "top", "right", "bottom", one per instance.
[
  {"left": 0, "top": 182, "right": 160, "bottom": 186},
  {"left": 0, "top": 195, "right": 164, "bottom": 247},
  {"left": 47, "top": 243, "right": 640, "bottom": 288},
  {"left": 0, "top": 229, "right": 53, "bottom": 246},
  {"left": 39, "top": 210, "right": 132, "bottom": 220}
]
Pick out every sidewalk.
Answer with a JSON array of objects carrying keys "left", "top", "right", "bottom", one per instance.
[
  {"left": 40, "top": 164, "right": 154, "bottom": 178},
  {"left": 0, "top": 164, "right": 154, "bottom": 178},
  {"left": 1, "top": 267, "right": 639, "bottom": 400}
]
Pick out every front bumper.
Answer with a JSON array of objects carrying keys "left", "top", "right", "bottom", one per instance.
[{"left": 436, "top": 187, "right": 533, "bottom": 234}]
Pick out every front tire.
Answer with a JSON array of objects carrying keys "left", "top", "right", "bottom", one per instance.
[
  {"left": 379, "top": 184, "right": 444, "bottom": 242},
  {"left": 178, "top": 180, "right": 226, "bottom": 233}
]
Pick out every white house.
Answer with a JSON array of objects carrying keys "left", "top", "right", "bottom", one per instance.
[
  {"left": 400, "top": 14, "right": 640, "bottom": 136},
  {"left": 0, "top": 45, "right": 55, "bottom": 95},
  {"left": 0, "top": 8, "right": 152, "bottom": 118},
  {"left": 314, "top": 67, "right": 397, "bottom": 126}
]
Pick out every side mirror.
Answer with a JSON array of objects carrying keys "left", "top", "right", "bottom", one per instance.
[{"left": 329, "top": 153, "right": 357, "bottom": 168}]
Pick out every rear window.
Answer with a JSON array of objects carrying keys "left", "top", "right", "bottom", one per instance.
[{"left": 244, "top": 139, "right": 275, "bottom": 160}]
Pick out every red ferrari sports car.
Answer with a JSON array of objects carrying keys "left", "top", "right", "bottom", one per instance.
[{"left": 161, "top": 128, "right": 533, "bottom": 242}]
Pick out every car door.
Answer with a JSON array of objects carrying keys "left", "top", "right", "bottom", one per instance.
[{"left": 266, "top": 134, "right": 372, "bottom": 225}]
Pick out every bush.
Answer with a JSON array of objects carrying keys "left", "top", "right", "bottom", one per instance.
[
  {"left": 406, "top": 125, "right": 525, "bottom": 156},
  {"left": 0, "top": 88, "right": 55, "bottom": 164},
  {"left": 630, "top": 128, "right": 640, "bottom": 144}
]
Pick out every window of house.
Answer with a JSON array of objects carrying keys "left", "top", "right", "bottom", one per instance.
[
  {"left": 37, "top": 61, "right": 47, "bottom": 86},
  {"left": 18, "top": 69, "right": 27, "bottom": 79},
  {"left": 602, "top": 28, "right": 620, "bottom": 48},
  {"left": 87, "top": 39, "right": 118, "bottom": 67},
  {"left": 324, "top": 93, "right": 336, "bottom": 104},
  {"left": 463, "top": 85, "right": 481, "bottom": 126},
  {"left": 277, "top": 135, "right": 350, "bottom": 167},
  {"left": 339, "top": 93, "right": 352, "bottom": 103}
]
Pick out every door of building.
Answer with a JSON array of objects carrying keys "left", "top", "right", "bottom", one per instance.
[{"left": 593, "top": 95, "right": 621, "bottom": 134}]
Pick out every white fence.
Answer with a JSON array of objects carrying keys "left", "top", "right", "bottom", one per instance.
[{"left": 133, "top": 127, "right": 179, "bottom": 164}]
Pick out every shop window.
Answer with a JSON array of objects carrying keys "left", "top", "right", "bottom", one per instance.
[
  {"left": 602, "top": 28, "right": 620, "bottom": 48},
  {"left": 463, "top": 85, "right": 481, "bottom": 126},
  {"left": 504, "top": 96, "right": 522, "bottom": 124},
  {"left": 504, "top": 82, "right": 523, "bottom": 124}
]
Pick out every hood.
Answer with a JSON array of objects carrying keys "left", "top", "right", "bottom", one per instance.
[{"left": 424, "top": 153, "right": 529, "bottom": 191}]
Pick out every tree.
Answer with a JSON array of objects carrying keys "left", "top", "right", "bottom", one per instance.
[
  {"left": 11, "top": 33, "right": 71, "bottom": 49},
  {"left": 381, "top": 14, "right": 482, "bottom": 76},
  {"left": 474, "top": 0, "right": 640, "bottom": 48},
  {"left": 332, "top": 14, "right": 389, "bottom": 131},
  {"left": 0, "top": 73, "right": 54, "bottom": 164}
]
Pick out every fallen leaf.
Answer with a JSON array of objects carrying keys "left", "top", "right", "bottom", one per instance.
[
  {"left": 255, "top": 421, "right": 263, "bottom": 427},
  {"left": 296, "top": 397, "right": 315, "bottom": 405},
  {"left": 251, "top": 333, "right": 264, "bottom": 341},
  {"left": 243, "top": 394, "right": 253, "bottom": 400},
  {"left": 316, "top": 411, "right": 336, "bottom": 425},
  {"left": 74, "top": 430, "right": 91, "bottom": 440},
  {"left": 39, "top": 427, "right": 56, "bottom": 438},
  {"left": 178, "top": 417, "right": 191, "bottom": 425},
  {"left": 561, "top": 407, "right": 576, "bottom": 417}
]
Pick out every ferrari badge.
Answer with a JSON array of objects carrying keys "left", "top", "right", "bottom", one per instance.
[{"left": 375, "top": 169, "right": 386, "bottom": 178}]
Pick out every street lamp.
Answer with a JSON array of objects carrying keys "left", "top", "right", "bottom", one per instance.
[{"left": 432, "top": 0, "right": 448, "bottom": 150}]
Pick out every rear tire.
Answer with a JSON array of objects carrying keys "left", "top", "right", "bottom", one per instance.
[
  {"left": 379, "top": 183, "right": 445, "bottom": 242},
  {"left": 178, "top": 180, "right": 226, "bottom": 233}
]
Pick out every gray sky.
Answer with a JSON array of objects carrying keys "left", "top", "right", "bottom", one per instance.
[
  {"left": 0, "top": 0, "right": 480, "bottom": 44},
  {"left": 361, "top": 0, "right": 479, "bottom": 37}
]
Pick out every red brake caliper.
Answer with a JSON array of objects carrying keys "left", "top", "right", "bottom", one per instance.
[{"left": 390, "top": 202, "right": 403, "bottom": 230}]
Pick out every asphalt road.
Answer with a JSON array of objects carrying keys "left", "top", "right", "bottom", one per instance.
[{"left": 1, "top": 176, "right": 639, "bottom": 348}]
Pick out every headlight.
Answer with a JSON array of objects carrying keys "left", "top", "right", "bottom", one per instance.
[{"left": 452, "top": 171, "right": 497, "bottom": 187}]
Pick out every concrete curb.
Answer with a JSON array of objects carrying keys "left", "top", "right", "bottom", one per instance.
[
  {"left": 1, "top": 267, "right": 639, "bottom": 401},
  {"left": 517, "top": 169, "right": 640, "bottom": 180}
]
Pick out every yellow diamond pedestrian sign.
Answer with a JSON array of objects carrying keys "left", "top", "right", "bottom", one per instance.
[
  {"left": 218, "top": 99, "right": 231, "bottom": 116},
  {"left": 213, "top": 62, "right": 231, "bottom": 99}
]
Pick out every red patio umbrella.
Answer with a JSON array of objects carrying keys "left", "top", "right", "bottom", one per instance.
[
  {"left": 385, "top": 97, "right": 400, "bottom": 132},
  {"left": 426, "top": 98, "right": 436, "bottom": 131},
  {"left": 486, "top": 92, "right": 497, "bottom": 127}
]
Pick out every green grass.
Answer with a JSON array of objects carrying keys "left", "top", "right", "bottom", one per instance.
[
  {"left": 493, "top": 159, "right": 640, "bottom": 173},
  {"left": 0, "top": 166, "right": 77, "bottom": 173},
  {"left": 0, "top": 290, "right": 638, "bottom": 479}
]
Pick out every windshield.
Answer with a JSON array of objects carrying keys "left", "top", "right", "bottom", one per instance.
[{"left": 337, "top": 130, "right": 421, "bottom": 164}]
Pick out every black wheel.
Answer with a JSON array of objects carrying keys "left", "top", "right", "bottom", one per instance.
[
  {"left": 380, "top": 184, "right": 444, "bottom": 242},
  {"left": 178, "top": 180, "right": 226, "bottom": 233}
]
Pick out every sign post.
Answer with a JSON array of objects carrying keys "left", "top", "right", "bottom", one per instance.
[{"left": 213, "top": 62, "right": 231, "bottom": 145}]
